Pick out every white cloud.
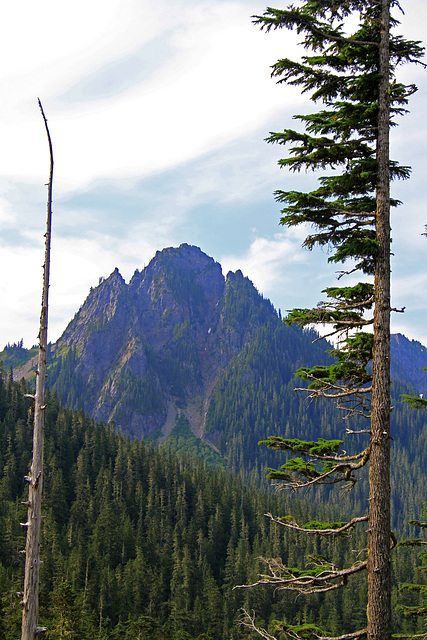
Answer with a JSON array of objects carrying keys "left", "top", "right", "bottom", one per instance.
[
  {"left": 0, "top": 0, "right": 303, "bottom": 192},
  {"left": 1, "top": 0, "right": 426, "bottom": 349},
  {"left": 0, "top": 242, "right": 43, "bottom": 347},
  {"left": 0, "top": 230, "right": 126, "bottom": 348},
  {"left": 220, "top": 228, "right": 311, "bottom": 295},
  {"left": 0, "top": 197, "right": 15, "bottom": 225},
  {"left": 0, "top": 0, "right": 164, "bottom": 102}
]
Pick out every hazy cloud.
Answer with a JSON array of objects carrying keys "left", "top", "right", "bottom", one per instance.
[{"left": 1, "top": 0, "right": 426, "bottom": 348}]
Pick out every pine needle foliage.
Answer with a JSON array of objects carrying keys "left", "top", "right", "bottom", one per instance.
[
  {"left": 239, "top": 2, "right": 425, "bottom": 640},
  {"left": 396, "top": 391, "right": 427, "bottom": 636},
  {"left": 397, "top": 505, "right": 427, "bottom": 628}
]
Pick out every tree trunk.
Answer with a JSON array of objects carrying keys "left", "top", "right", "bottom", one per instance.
[
  {"left": 21, "top": 99, "right": 53, "bottom": 640},
  {"left": 368, "top": 2, "right": 391, "bottom": 639}
]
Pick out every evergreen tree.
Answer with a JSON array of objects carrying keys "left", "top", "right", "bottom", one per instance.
[
  {"left": 1, "top": 366, "right": 425, "bottom": 639},
  {"left": 397, "top": 504, "right": 427, "bottom": 637},
  {"left": 241, "top": 3, "right": 424, "bottom": 640},
  {"left": 396, "top": 378, "right": 427, "bottom": 639}
]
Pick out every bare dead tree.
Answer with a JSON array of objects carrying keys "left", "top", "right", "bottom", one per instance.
[{"left": 20, "top": 98, "right": 53, "bottom": 640}]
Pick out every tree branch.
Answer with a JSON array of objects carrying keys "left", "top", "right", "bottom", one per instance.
[
  {"left": 273, "top": 450, "right": 370, "bottom": 490},
  {"left": 264, "top": 514, "right": 369, "bottom": 536},
  {"left": 295, "top": 383, "right": 373, "bottom": 400},
  {"left": 236, "top": 556, "right": 368, "bottom": 594},
  {"left": 240, "top": 608, "right": 369, "bottom": 640}
]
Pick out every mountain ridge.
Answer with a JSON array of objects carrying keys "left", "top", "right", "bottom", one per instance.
[
  {"left": 39, "top": 244, "right": 282, "bottom": 440},
  {"left": 3, "top": 243, "right": 427, "bottom": 456}
]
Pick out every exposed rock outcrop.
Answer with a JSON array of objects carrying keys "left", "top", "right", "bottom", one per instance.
[{"left": 47, "top": 244, "right": 278, "bottom": 439}]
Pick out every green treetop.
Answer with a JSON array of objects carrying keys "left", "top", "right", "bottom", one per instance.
[{"left": 239, "top": 3, "right": 425, "bottom": 640}]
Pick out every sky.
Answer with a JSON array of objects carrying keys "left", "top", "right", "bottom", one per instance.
[{"left": 1, "top": 0, "right": 427, "bottom": 350}]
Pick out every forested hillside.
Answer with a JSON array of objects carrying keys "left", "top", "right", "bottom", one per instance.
[
  {"left": 2, "top": 246, "right": 427, "bottom": 533},
  {"left": 204, "top": 320, "right": 427, "bottom": 532},
  {"left": 0, "top": 365, "right": 424, "bottom": 639}
]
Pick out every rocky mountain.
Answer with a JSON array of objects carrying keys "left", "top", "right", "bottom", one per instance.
[
  {"left": 4, "top": 244, "right": 427, "bottom": 492},
  {"left": 3, "top": 243, "right": 427, "bottom": 529},
  {"left": 38, "top": 244, "right": 299, "bottom": 442}
]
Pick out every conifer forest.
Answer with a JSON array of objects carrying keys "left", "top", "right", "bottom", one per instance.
[
  {"left": 1, "top": 1, "right": 427, "bottom": 639},
  {"left": 0, "top": 369, "right": 426, "bottom": 639}
]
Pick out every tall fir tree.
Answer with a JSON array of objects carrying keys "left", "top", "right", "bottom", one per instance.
[{"left": 240, "top": 2, "right": 424, "bottom": 640}]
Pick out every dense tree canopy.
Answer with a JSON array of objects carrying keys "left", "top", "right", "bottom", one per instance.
[{"left": 0, "top": 366, "right": 425, "bottom": 639}]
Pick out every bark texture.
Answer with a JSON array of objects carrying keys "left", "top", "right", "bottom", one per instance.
[
  {"left": 21, "top": 99, "right": 53, "bottom": 640},
  {"left": 368, "top": 2, "right": 391, "bottom": 639}
]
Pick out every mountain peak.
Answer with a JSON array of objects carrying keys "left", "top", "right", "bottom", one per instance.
[
  {"left": 147, "top": 243, "right": 222, "bottom": 277},
  {"left": 5, "top": 244, "right": 427, "bottom": 464},
  {"left": 46, "top": 245, "right": 279, "bottom": 438}
]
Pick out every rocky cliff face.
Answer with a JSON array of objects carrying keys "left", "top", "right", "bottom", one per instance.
[
  {"left": 48, "top": 244, "right": 278, "bottom": 439},
  {"left": 7, "top": 245, "right": 427, "bottom": 462}
]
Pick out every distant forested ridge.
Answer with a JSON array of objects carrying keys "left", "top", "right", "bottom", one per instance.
[
  {"left": 1, "top": 245, "right": 427, "bottom": 532},
  {"left": 0, "top": 366, "right": 425, "bottom": 639}
]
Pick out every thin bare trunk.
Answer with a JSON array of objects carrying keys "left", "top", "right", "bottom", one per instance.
[
  {"left": 368, "top": 2, "right": 391, "bottom": 639},
  {"left": 21, "top": 99, "right": 53, "bottom": 640}
]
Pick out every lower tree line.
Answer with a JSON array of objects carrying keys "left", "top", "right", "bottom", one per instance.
[{"left": 0, "top": 365, "right": 425, "bottom": 639}]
